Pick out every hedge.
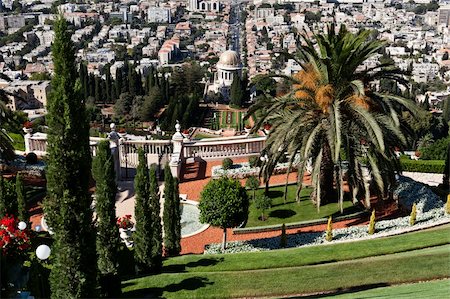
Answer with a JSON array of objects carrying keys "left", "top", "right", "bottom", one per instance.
[{"left": 400, "top": 159, "right": 445, "bottom": 173}]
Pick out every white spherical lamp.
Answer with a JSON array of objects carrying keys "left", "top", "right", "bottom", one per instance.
[
  {"left": 18, "top": 221, "right": 27, "bottom": 230},
  {"left": 36, "top": 244, "right": 51, "bottom": 260}
]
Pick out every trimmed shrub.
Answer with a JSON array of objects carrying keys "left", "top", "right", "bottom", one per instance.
[
  {"left": 400, "top": 159, "right": 445, "bottom": 173},
  {"left": 368, "top": 210, "right": 376, "bottom": 235},
  {"left": 409, "top": 203, "right": 417, "bottom": 226},
  {"left": 222, "top": 158, "right": 233, "bottom": 170},
  {"left": 25, "top": 152, "right": 38, "bottom": 164},
  {"left": 15, "top": 173, "right": 28, "bottom": 222},
  {"left": 280, "top": 223, "right": 287, "bottom": 248},
  {"left": 254, "top": 195, "right": 271, "bottom": 221},
  {"left": 446, "top": 195, "right": 450, "bottom": 215},
  {"left": 245, "top": 175, "right": 259, "bottom": 201},
  {"left": 421, "top": 137, "right": 450, "bottom": 160},
  {"left": 325, "top": 217, "right": 333, "bottom": 242},
  {"left": 249, "top": 156, "right": 259, "bottom": 168}
]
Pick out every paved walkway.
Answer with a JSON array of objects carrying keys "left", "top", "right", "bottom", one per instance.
[{"left": 28, "top": 157, "right": 399, "bottom": 255}]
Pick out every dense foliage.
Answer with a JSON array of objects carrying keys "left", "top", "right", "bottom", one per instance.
[
  {"left": 92, "top": 141, "right": 121, "bottom": 297},
  {"left": 133, "top": 149, "right": 154, "bottom": 273},
  {"left": 15, "top": 173, "right": 27, "bottom": 222},
  {"left": 163, "top": 165, "right": 181, "bottom": 256},
  {"left": 0, "top": 176, "right": 17, "bottom": 218},
  {"left": 400, "top": 159, "right": 445, "bottom": 173},
  {"left": 149, "top": 164, "right": 163, "bottom": 271},
  {"left": 44, "top": 17, "right": 97, "bottom": 298},
  {"left": 249, "top": 24, "right": 418, "bottom": 211},
  {"left": 199, "top": 177, "right": 249, "bottom": 250},
  {"left": 420, "top": 137, "right": 450, "bottom": 160}
]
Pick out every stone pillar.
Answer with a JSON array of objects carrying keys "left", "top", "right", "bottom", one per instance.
[
  {"left": 23, "top": 127, "right": 33, "bottom": 154},
  {"left": 169, "top": 121, "right": 184, "bottom": 178},
  {"left": 108, "top": 123, "right": 121, "bottom": 182}
]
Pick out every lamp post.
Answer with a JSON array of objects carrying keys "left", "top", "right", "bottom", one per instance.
[
  {"left": 260, "top": 154, "right": 269, "bottom": 194},
  {"left": 36, "top": 244, "right": 51, "bottom": 298}
]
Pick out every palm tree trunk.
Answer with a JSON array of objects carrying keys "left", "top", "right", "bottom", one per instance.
[
  {"left": 319, "top": 142, "right": 336, "bottom": 205},
  {"left": 222, "top": 228, "right": 227, "bottom": 251}
]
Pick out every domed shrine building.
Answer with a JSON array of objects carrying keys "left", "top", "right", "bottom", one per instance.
[{"left": 208, "top": 50, "right": 243, "bottom": 100}]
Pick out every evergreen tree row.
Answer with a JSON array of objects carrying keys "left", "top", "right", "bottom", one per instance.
[
  {"left": 134, "top": 149, "right": 163, "bottom": 273},
  {"left": 163, "top": 164, "right": 181, "bottom": 256}
]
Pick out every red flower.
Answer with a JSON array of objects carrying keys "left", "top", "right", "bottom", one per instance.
[
  {"left": 117, "top": 215, "right": 134, "bottom": 229},
  {"left": 0, "top": 215, "right": 32, "bottom": 257},
  {"left": 23, "top": 121, "right": 33, "bottom": 129}
]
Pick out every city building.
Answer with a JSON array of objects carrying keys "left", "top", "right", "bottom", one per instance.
[
  {"left": 148, "top": 7, "right": 171, "bottom": 23},
  {"left": 189, "top": 0, "right": 221, "bottom": 12}
]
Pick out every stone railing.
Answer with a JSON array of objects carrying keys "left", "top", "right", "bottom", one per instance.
[
  {"left": 118, "top": 139, "right": 172, "bottom": 169},
  {"left": 24, "top": 132, "right": 173, "bottom": 179},
  {"left": 23, "top": 127, "right": 268, "bottom": 178},
  {"left": 183, "top": 136, "right": 266, "bottom": 160}
]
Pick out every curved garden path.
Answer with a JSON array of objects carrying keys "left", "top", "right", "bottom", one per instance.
[{"left": 29, "top": 157, "right": 400, "bottom": 255}]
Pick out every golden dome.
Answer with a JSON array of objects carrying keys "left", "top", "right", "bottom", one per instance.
[{"left": 217, "top": 50, "right": 241, "bottom": 68}]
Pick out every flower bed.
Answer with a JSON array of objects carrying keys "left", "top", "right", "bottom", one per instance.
[
  {"left": 204, "top": 177, "right": 449, "bottom": 254},
  {"left": 211, "top": 162, "right": 296, "bottom": 179}
]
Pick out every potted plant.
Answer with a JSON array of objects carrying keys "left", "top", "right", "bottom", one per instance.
[
  {"left": 263, "top": 123, "right": 272, "bottom": 135},
  {"left": 117, "top": 215, "right": 134, "bottom": 247},
  {"left": 118, "top": 128, "right": 127, "bottom": 138},
  {"left": 244, "top": 124, "right": 252, "bottom": 133},
  {"left": 23, "top": 121, "right": 33, "bottom": 134}
]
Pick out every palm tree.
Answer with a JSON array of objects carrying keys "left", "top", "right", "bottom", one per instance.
[{"left": 248, "top": 24, "right": 419, "bottom": 212}]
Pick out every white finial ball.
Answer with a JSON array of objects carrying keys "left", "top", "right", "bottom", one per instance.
[
  {"left": 36, "top": 244, "right": 51, "bottom": 260},
  {"left": 110, "top": 123, "right": 116, "bottom": 130},
  {"left": 175, "top": 122, "right": 181, "bottom": 132},
  {"left": 18, "top": 221, "right": 27, "bottom": 230}
]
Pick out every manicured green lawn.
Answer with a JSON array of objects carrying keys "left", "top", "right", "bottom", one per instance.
[
  {"left": 246, "top": 185, "right": 359, "bottom": 227},
  {"left": 194, "top": 133, "right": 216, "bottom": 139},
  {"left": 162, "top": 224, "right": 450, "bottom": 273},
  {"left": 122, "top": 243, "right": 450, "bottom": 298},
  {"left": 332, "top": 279, "right": 450, "bottom": 299},
  {"left": 9, "top": 132, "right": 25, "bottom": 151}
]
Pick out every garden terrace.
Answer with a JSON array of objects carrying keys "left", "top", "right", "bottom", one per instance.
[{"left": 122, "top": 225, "right": 450, "bottom": 298}]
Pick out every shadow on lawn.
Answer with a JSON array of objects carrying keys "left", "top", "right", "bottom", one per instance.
[
  {"left": 269, "top": 209, "right": 297, "bottom": 219},
  {"left": 163, "top": 257, "right": 225, "bottom": 273},
  {"left": 293, "top": 282, "right": 391, "bottom": 298},
  {"left": 122, "top": 276, "right": 213, "bottom": 298}
]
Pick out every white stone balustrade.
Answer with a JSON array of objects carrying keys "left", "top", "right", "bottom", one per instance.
[
  {"left": 183, "top": 136, "right": 266, "bottom": 160},
  {"left": 24, "top": 129, "right": 268, "bottom": 178}
]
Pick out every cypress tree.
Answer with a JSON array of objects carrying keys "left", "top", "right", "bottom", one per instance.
[
  {"left": 16, "top": 173, "right": 28, "bottom": 222},
  {"left": 0, "top": 175, "right": 5, "bottom": 217},
  {"left": 148, "top": 66, "right": 155, "bottom": 90},
  {"left": 133, "top": 149, "right": 153, "bottom": 273},
  {"left": 122, "top": 63, "right": 129, "bottom": 93},
  {"left": 95, "top": 76, "right": 101, "bottom": 103},
  {"left": 92, "top": 141, "right": 121, "bottom": 297},
  {"left": 163, "top": 165, "right": 181, "bottom": 256},
  {"left": 443, "top": 96, "right": 450, "bottom": 123},
  {"left": 0, "top": 174, "right": 17, "bottom": 217},
  {"left": 230, "top": 76, "right": 243, "bottom": 108},
  {"left": 44, "top": 17, "right": 97, "bottom": 298},
  {"left": 128, "top": 65, "right": 136, "bottom": 95},
  {"left": 149, "top": 164, "right": 163, "bottom": 271},
  {"left": 105, "top": 66, "right": 111, "bottom": 103},
  {"left": 115, "top": 70, "right": 122, "bottom": 97},
  {"left": 88, "top": 73, "right": 95, "bottom": 98}
]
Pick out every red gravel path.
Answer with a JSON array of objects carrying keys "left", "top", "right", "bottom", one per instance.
[
  {"left": 26, "top": 156, "right": 400, "bottom": 256},
  {"left": 180, "top": 218, "right": 364, "bottom": 255},
  {"left": 178, "top": 157, "right": 364, "bottom": 255}
]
